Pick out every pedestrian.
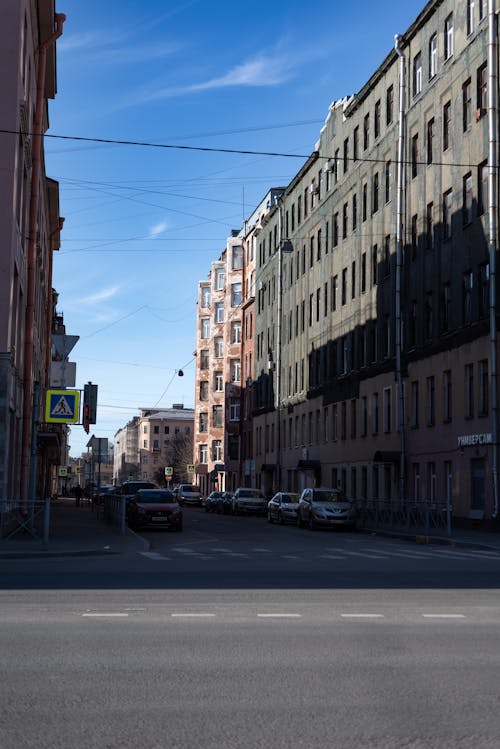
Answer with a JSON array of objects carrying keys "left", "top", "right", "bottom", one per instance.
[{"left": 74, "top": 484, "right": 83, "bottom": 507}]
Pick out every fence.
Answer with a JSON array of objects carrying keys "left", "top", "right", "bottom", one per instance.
[
  {"left": 0, "top": 498, "right": 50, "bottom": 545},
  {"left": 102, "top": 494, "right": 126, "bottom": 535},
  {"left": 354, "top": 498, "right": 452, "bottom": 537}
]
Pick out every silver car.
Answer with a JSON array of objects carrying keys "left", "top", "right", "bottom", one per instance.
[
  {"left": 232, "top": 487, "right": 267, "bottom": 516},
  {"left": 267, "top": 492, "right": 300, "bottom": 524},
  {"left": 176, "top": 484, "right": 202, "bottom": 507},
  {"left": 297, "top": 487, "right": 357, "bottom": 530}
]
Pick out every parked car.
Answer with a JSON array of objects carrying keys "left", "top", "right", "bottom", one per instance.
[
  {"left": 127, "top": 488, "right": 182, "bottom": 531},
  {"left": 267, "top": 492, "right": 300, "bottom": 524},
  {"left": 114, "top": 480, "right": 158, "bottom": 514},
  {"left": 205, "top": 491, "right": 224, "bottom": 512},
  {"left": 215, "top": 492, "right": 234, "bottom": 515},
  {"left": 232, "top": 487, "right": 267, "bottom": 516},
  {"left": 176, "top": 484, "right": 202, "bottom": 507},
  {"left": 297, "top": 487, "right": 356, "bottom": 530},
  {"left": 93, "top": 485, "right": 116, "bottom": 505}
]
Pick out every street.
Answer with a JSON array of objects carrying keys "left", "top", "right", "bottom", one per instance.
[{"left": 1, "top": 509, "right": 500, "bottom": 748}]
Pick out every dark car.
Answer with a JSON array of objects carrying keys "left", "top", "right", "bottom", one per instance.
[
  {"left": 205, "top": 491, "right": 224, "bottom": 512},
  {"left": 267, "top": 492, "right": 300, "bottom": 524},
  {"left": 297, "top": 487, "right": 356, "bottom": 530},
  {"left": 93, "top": 485, "right": 116, "bottom": 506},
  {"left": 127, "top": 489, "right": 182, "bottom": 531}
]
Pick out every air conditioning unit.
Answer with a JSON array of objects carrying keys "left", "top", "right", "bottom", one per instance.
[
  {"left": 310, "top": 183, "right": 319, "bottom": 196},
  {"left": 325, "top": 159, "right": 334, "bottom": 172},
  {"left": 267, "top": 360, "right": 275, "bottom": 371},
  {"left": 258, "top": 280, "right": 267, "bottom": 291}
]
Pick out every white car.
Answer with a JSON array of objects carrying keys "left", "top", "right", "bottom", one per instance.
[
  {"left": 176, "top": 484, "right": 202, "bottom": 506},
  {"left": 232, "top": 487, "right": 267, "bottom": 516},
  {"left": 297, "top": 487, "right": 357, "bottom": 530}
]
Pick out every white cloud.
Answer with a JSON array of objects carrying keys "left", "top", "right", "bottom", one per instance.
[
  {"left": 148, "top": 220, "right": 168, "bottom": 238},
  {"left": 140, "top": 52, "right": 295, "bottom": 102},
  {"left": 79, "top": 286, "right": 120, "bottom": 304}
]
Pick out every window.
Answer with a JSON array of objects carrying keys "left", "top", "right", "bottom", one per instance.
[
  {"left": 362, "top": 183, "right": 367, "bottom": 221},
  {"left": 427, "top": 462, "right": 436, "bottom": 502},
  {"left": 386, "top": 85, "right": 394, "bottom": 125},
  {"left": 467, "top": 0, "right": 475, "bottom": 36},
  {"left": 214, "top": 371, "right": 223, "bottom": 392},
  {"left": 199, "top": 412, "right": 208, "bottom": 432},
  {"left": 374, "top": 100, "right": 381, "bottom": 138},
  {"left": 361, "top": 252, "right": 366, "bottom": 293},
  {"left": 411, "top": 381, "right": 419, "bottom": 427},
  {"left": 443, "top": 189, "right": 452, "bottom": 239},
  {"left": 215, "top": 302, "right": 224, "bottom": 323},
  {"left": 429, "top": 34, "right": 437, "bottom": 78},
  {"left": 426, "top": 376, "right": 435, "bottom": 426},
  {"left": 442, "top": 283, "right": 451, "bottom": 332},
  {"left": 426, "top": 202, "right": 433, "bottom": 250},
  {"left": 443, "top": 101, "right": 451, "bottom": 151},
  {"left": 212, "top": 440, "right": 222, "bottom": 461},
  {"left": 443, "top": 369, "right": 452, "bottom": 422},
  {"left": 478, "top": 160, "right": 488, "bottom": 215},
  {"left": 341, "top": 401, "right": 347, "bottom": 440},
  {"left": 479, "top": 263, "right": 489, "bottom": 318},
  {"left": 231, "top": 320, "right": 241, "bottom": 343},
  {"left": 372, "top": 172, "right": 379, "bottom": 213},
  {"left": 463, "top": 173, "right": 473, "bottom": 225},
  {"left": 214, "top": 336, "right": 223, "bottom": 357},
  {"left": 343, "top": 138, "right": 349, "bottom": 173},
  {"left": 231, "top": 282, "right": 242, "bottom": 307},
  {"left": 479, "top": 0, "right": 484, "bottom": 20},
  {"left": 363, "top": 114, "right": 369, "bottom": 150},
  {"left": 201, "top": 318, "right": 210, "bottom": 339},
  {"left": 352, "top": 194, "right": 357, "bottom": 231},
  {"left": 383, "top": 235, "right": 390, "bottom": 277},
  {"left": 342, "top": 203, "right": 348, "bottom": 239},
  {"left": 342, "top": 268, "right": 347, "bottom": 305},
  {"left": 427, "top": 118, "right": 434, "bottom": 164},
  {"left": 411, "top": 214, "right": 418, "bottom": 259},
  {"left": 331, "top": 275, "right": 338, "bottom": 311},
  {"left": 371, "top": 392, "right": 379, "bottom": 435},
  {"left": 230, "top": 359, "right": 240, "bottom": 382},
  {"left": 465, "top": 363, "right": 474, "bottom": 418},
  {"left": 425, "top": 291, "right": 433, "bottom": 339},
  {"left": 215, "top": 268, "right": 225, "bottom": 290},
  {"left": 462, "top": 79, "right": 472, "bottom": 131},
  {"left": 413, "top": 52, "right": 422, "bottom": 96},
  {"left": 479, "top": 359, "right": 489, "bottom": 415},
  {"left": 200, "top": 349, "right": 209, "bottom": 369},
  {"left": 353, "top": 126, "right": 359, "bottom": 161},
  {"left": 385, "top": 161, "right": 391, "bottom": 203},
  {"left": 333, "top": 213, "right": 339, "bottom": 246},
  {"left": 199, "top": 380, "right": 209, "bottom": 401},
  {"left": 411, "top": 133, "right": 418, "bottom": 178},
  {"left": 351, "top": 261, "right": 356, "bottom": 299},
  {"left": 477, "top": 62, "right": 487, "bottom": 113},
  {"left": 350, "top": 399, "right": 357, "bottom": 439},
  {"left": 199, "top": 444, "right": 208, "bottom": 464},
  {"left": 201, "top": 286, "right": 210, "bottom": 307},
  {"left": 444, "top": 14, "right": 454, "bottom": 60},
  {"left": 408, "top": 300, "right": 417, "bottom": 348},
  {"left": 361, "top": 396, "right": 367, "bottom": 436},
  {"left": 232, "top": 245, "right": 242, "bottom": 269},
  {"left": 379, "top": 388, "right": 390, "bottom": 435},
  {"left": 372, "top": 245, "right": 378, "bottom": 286},
  {"left": 463, "top": 270, "right": 474, "bottom": 324},
  {"left": 213, "top": 404, "right": 223, "bottom": 428}
]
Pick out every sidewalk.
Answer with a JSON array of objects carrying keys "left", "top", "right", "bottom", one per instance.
[{"left": 0, "top": 497, "right": 149, "bottom": 558}]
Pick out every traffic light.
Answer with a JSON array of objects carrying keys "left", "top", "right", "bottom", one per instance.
[{"left": 83, "top": 382, "right": 98, "bottom": 427}]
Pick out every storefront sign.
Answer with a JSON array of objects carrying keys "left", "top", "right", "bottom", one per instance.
[{"left": 457, "top": 433, "right": 492, "bottom": 447}]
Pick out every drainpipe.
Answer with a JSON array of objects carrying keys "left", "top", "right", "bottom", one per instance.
[
  {"left": 21, "top": 13, "right": 65, "bottom": 500},
  {"left": 488, "top": 0, "right": 499, "bottom": 518},
  {"left": 275, "top": 201, "right": 283, "bottom": 493},
  {"left": 394, "top": 34, "right": 406, "bottom": 503}
]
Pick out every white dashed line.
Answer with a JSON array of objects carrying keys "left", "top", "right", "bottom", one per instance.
[
  {"left": 257, "top": 613, "right": 302, "bottom": 618},
  {"left": 82, "top": 613, "right": 129, "bottom": 618},
  {"left": 422, "top": 614, "right": 466, "bottom": 619},
  {"left": 140, "top": 552, "right": 171, "bottom": 560},
  {"left": 340, "top": 613, "right": 384, "bottom": 619},
  {"left": 171, "top": 613, "right": 216, "bottom": 618},
  {"left": 252, "top": 548, "right": 272, "bottom": 552},
  {"left": 319, "top": 554, "right": 345, "bottom": 560}
]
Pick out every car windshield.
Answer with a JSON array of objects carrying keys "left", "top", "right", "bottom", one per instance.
[
  {"left": 239, "top": 490, "right": 263, "bottom": 498},
  {"left": 125, "top": 482, "right": 156, "bottom": 493},
  {"left": 282, "top": 493, "right": 300, "bottom": 503},
  {"left": 312, "top": 491, "right": 344, "bottom": 503},
  {"left": 182, "top": 486, "right": 200, "bottom": 493},
  {"left": 136, "top": 490, "right": 175, "bottom": 503}
]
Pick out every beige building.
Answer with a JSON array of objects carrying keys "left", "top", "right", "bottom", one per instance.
[
  {"left": 253, "top": 0, "right": 499, "bottom": 520},
  {"left": 114, "top": 406, "right": 194, "bottom": 486}
]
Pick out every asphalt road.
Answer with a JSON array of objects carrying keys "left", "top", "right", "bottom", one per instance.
[{"left": 2, "top": 508, "right": 500, "bottom": 748}]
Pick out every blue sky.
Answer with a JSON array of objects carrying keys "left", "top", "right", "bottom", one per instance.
[{"left": 48, "top": 0, "right": 426, "bottom": 457}]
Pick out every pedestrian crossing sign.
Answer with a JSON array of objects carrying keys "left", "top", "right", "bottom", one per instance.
[{"left": 45, "top": 389, "right": 80, "bottom": 423}]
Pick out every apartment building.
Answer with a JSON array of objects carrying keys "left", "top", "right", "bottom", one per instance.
[
  {"left": 0, "top": 1, "right": 65, "bottom": 499},
  {"left": 253, "top": 0, "right": 498, "bottom": 520},
  {"left": 114, "top": 406, "right": 194, "bottom": 485}
]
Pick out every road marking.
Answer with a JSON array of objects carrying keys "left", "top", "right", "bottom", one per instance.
[
  {"left": 430, "top": 549, "right": 500, "bottom": 560},
  {"left": 252, "top": 548, "right": 272, "bottom": 552},
  {"left": 422, "top": 614, "right": 466, "bottom": 618},
  {"left": 363, "top": 548, "right": 436, "bottom": 559},
  {"left": 282, "top": 555, "right": 302, "bottom": 560},
  {"left": 171, "top": 613, "right": 216, "bottom": 618},
  {"left": 319, "top": 554, "right": 345, "bottom": 559},
  {"left": 340, "top": 614, "right": 384, "bottom": 618},
  {"left": 140, "top": 552, "right": 171, "bottom": 560},
  {"left": 257, "top": 613, "right": 302, "bottom": 618},
  {"left": 329, "top": 549, "right": 386, "bottom": 559},
  {"left": 82, "top": 613, "right": 129, "bottom": 618},
  {"left": 210, "top": 547, "right": 234, "bottom": 552}
]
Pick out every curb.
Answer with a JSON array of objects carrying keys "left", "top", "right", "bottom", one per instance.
[{"left": 358, "top": 526, "right": 500, "bottom": 552}]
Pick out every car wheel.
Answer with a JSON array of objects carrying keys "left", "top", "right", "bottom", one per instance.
[
  {"left": 308, "top": 515, "right": 317, "bottom": 531},
  {"left": 267, "top": 510, "right": 273, "bottom": 524}
]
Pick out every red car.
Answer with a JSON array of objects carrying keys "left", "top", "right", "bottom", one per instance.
[{"left": 127, "top": 489, "right": 183, "bottom": 531}]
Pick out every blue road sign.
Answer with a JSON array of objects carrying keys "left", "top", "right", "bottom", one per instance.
[{"left": 45, "top": 389, "right": 80, "bottom": 423}]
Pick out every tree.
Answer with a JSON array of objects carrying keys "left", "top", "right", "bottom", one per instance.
[{"left": 164, "top": 433, "right": 194, "bottom": 485}]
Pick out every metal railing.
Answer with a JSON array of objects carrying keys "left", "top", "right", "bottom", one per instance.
[
  {"left": 102, "top": 495, "right": 126, "bottom": 535},
  {"left": 0, "top": 498, "right": 50, "bottom": 545},
  {"left": 354, "top": 498, "right": 452, "bottom": 537}
]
